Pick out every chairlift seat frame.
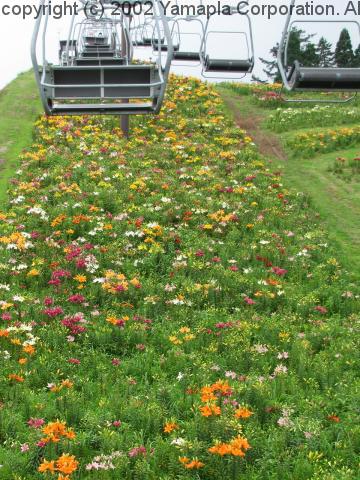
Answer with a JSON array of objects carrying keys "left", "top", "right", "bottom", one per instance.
[
  {"left": 81, "top": 50, "right": 117, "bottom": 58},
  {"left": 173, "top": 51, "right": 200, "bottom": 61},
  {"left": 204, "top": 55, "right": 253, "bottom": 73},
  {"left": 75, "top": 58, "right": 126, "bottom": 66},
  {"left": 287, "top": 61, "right": 360, "bottom": 91},
  {"left": 84, "top": 36, "right": 109, "bottom": 46},
  {"left": 41, "top": 64, "right": 161, "bottom": 115},
  {"left": 200, "top": 7, "right": 254, "bottom": 79},
  {"left": 277, "top": 0, "right": 360, "bottom": 102},
  {"left": 170, "top": 17, "right": 204, "bottom": 66}
]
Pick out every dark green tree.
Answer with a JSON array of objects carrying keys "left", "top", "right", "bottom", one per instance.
[
  {"left": 302, "top": 43, "right": 319, "bottom": 67},
  {"left": 335, "top": 29, "right": 354, "bottom": 67},
  {"left": 316, "top": 37, "right": 334, "bottom": 67},
  {"left": 286, "top": 29, "right": 303, "bottom": 66},
  {"left": 353, "top": 44, "right": 360, "bottom": 67},
  {"left": 258, "top": 44, "right": 282, "bottom": 83},
  {"left": 258, "top": 28, "right": 315, "bottom": 83}
]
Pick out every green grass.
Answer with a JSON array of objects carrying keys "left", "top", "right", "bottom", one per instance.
[
  {"left": 217, "top": 84, "right": 360, "bottom": 277},
  {"left": 283, "top": 147, "right": 360, "bottom": 269},
  {"left": 0, "top": 71, "right": 41, "bottom": 205}
]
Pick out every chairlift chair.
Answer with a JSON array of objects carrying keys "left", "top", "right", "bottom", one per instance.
[
  {"left": 170, "top": 16, "right": 204, "bottom": 65},
  {"left": 77, "top": 19, "right": 131, "bottom": 62},
  {"left": 84, "top": 35, "right": 109, "bottom": 46},
  {"left": 133, "top": 18, "right": 162, "bottom": 47},
  {"left": 59, "top": 40, "right": 77, "bottom": 65},
  {"left": 79, "top": 20, "right": 117, "bottom": 56},
  {"left": 129, "top": 14, "right": 146, "bottom": 46},
  {"left": 277, "top": 0, "right": 360, "bottom": 103},
  {"left": 75, "top": 58, "right": 126, "bottom": 66},
  {"left": 200, "top": 5, "right": 254, "bottom": 78},
  {"left": 149, "top": 19, "right": 179, "bottom": 53},
  {"left": 31, "top": 0, "right": 173, "bottom": 115}
]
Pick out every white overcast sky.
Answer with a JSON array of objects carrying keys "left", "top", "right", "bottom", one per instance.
[{"left": 0, "top": 0, "right": 358, "bottom": 89}]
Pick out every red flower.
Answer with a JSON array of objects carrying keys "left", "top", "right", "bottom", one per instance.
[
  {"left": 27, "top": 418, "right": 45, "bottom": 429},
  {"left": 314, "top": 305, "right": 328, "bottom": 314},
  {"left": 244, "top": 297, "right": 255, "bottom": 305},
  {"left": 76, "top": 258, "right": 86, "bottom": 269},
  {"left": 68, "top": 358, "right": 80, "bottom": 365},
  {"left": 43, "top": 307, "right": 64, "bottom": 318},
  {"left": 272, "top": 266, "right": 288, "bottom": 276},
  {"left": 68, "top": 294, "right": 85, "bottom": 304}
]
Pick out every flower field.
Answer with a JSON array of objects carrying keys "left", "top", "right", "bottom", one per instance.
[
  {"left": 267, "top": 106, "right": 360, "bottom": 133},
  {"left": 328, "top": 155, "right": 360, "bottom": 182},
  {"left": 0, "top": 75, "right": 359, "bottom": 480},
  {"left": 286, "top": 126, "right": 360, "bottom": 158}
]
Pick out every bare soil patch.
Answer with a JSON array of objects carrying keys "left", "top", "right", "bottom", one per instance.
[{"left": 222, "top": 94, "right": 287, "bottom": 161}]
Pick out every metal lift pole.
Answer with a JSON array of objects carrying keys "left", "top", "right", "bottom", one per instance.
[{"left": 120, "top": 20, "right": 129, "bottom": 138}]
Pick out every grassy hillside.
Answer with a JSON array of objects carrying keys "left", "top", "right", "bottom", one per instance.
[
  {"left": 218, "top": 84, "right": 360, "bottom": 275},
  {"left": 0, "top": 71, "right": 41, "bottom": 204},
  {"left": 0, "top": 76, "right": 358, "bottom": 480}
]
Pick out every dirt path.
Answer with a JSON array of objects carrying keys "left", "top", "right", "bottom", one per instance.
[{"left": 221, "top": 94, "right": 287, "bottom": 161}]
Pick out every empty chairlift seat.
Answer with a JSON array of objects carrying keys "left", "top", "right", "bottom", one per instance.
[
  {"left": 84, "top": 36, "right": 109, "bottom": 46},
  {"left": 173, "top": 51, "right": 200, "bottom": 61},
  {"left": 43, "top": 64, "right": 161, "bottom": 114},
  {"left": 84, "top": 45, "right": 112, "bottom": 51},
  {"left": 203, "top": 55, "right": 253, "bottom": 73},
  {"left": 159, "top": 44, "right": 179, "bottom": 52},
  {"left": 80, "top": 50, "right": 116, "bottom": 58},
  {"left": 59, "top": 40, "right": 77, "bottom": 56},
  {"left": 288, "top": 61, "right": 360, "bottom": 91},
  {"left": 136, "top": 36, "right": 164, "bottom": 47},
  {"left": 75, "top": 58, "right": 125, "bottom": 66},
  {"left": 142, "top": 37, "right": 152, "bottom": 46},
  {"left": 59, "top": 40, "right": 77, "bottom": 63},
  {"left": 276, "top": 0, "right": 360, "bottom": 101}
]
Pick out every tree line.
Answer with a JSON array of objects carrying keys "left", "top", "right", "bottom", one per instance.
[{"left": 257, "top": 28, "right": 360, "bottom": 83}]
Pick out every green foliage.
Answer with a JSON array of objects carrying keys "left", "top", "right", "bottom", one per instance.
[
  {"left": 353, "top": 44, "right": 360, "bottom": 67},
  {"left": 335, "top": 29, "right": 355, "bottom": 67},
  {"left": 0, "top": 71, "right": 41, "bottom": 205},
  {"left": 301, "top": 43, "right": 318, "bottom": 66},
  {"left": 316, "top": 37, "right": 334, "bottom": 67}
]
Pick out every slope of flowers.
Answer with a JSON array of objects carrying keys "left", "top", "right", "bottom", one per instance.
[
  {"left": 0, "top": 76, "right": 359, "bottom": 480},
  {"left": 286, "top": 126, "right": 360, "bottom": 157},
  {"left": 267, "top": 105, "right": 360, "bottom": 133}
]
